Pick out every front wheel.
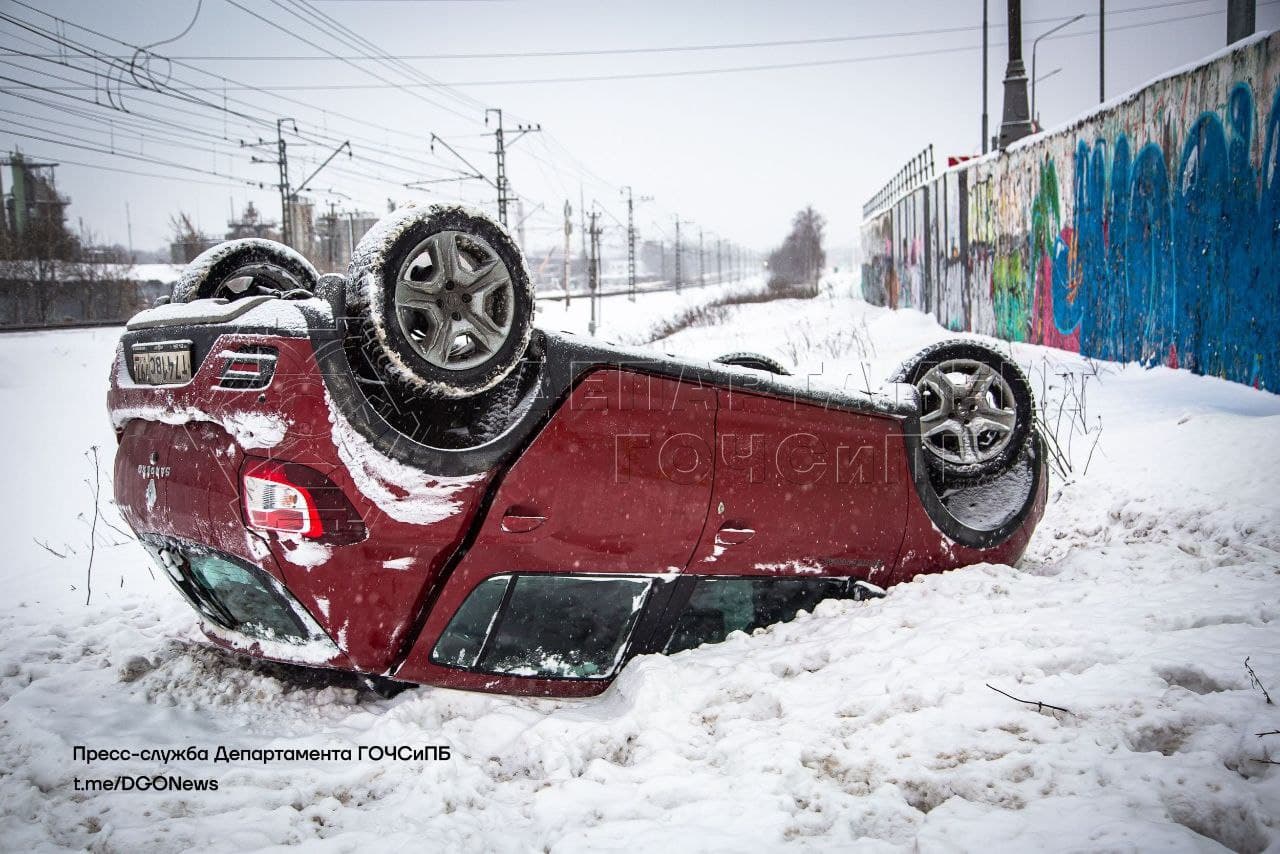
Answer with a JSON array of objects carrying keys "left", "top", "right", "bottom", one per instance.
[
  {"left": 893, "top": 340, "right": 1034, "bottom": 484},
  {"left": 171, "top": 239, "right": 318, "bottom": 303}
]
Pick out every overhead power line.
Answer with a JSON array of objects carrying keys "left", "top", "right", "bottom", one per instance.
[
  {"left": 34, "top": 5, "right": 1247, "bottom": 91},
  {"left": 45, "top": 0, "right": 1214, "bottom": 61}
]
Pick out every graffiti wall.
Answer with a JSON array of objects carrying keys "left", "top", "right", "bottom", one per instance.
[{"left": 860, "top": 32, "right": 1280, "bottom": 390}]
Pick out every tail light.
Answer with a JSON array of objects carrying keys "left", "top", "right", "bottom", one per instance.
[{"left": 242, "top": 459, "right": 366, "bottom": 545}]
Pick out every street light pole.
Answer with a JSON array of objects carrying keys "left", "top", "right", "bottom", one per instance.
[
  {"left": 1031, "top": 13, "right": 1084, "bottom": 124},
  {"left": 1099, "top": 0, "right": 1105, "bottom": 102},
  {"left": 982, "top": 0, "right": 989, "bottom": 153},
  {"left": 997, "top": 0, "right": 1033, "bottom": 148}
]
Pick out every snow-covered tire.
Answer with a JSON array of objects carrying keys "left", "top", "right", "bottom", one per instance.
[
  {"left": 714, "top": 352, "right": 790, "bottom": 375},
  {"left": 346, "top": 204, "right": 534, "bottom": 399},
  {"left": 892, "top": 340, "right": 1034, "bottom": 484},
  {"left": 171, "top": 239, "right": 319, "bottom": 303}
]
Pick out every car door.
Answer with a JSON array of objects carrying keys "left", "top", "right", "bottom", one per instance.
[
  {"left": 463, "top": 367, "right": 717, "bottom": 573},
  {"left": 686, "top": 388, "right": 911, "bottom": 582},
  {"left": 394, "top": 367, "right": 717, "bottom": 690}
]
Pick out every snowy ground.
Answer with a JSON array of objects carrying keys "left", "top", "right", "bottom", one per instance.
[{"left": 1, "top": 273, "right": 1278, "bottom": 852}]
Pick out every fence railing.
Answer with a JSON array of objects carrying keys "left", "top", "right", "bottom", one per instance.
[{"left": 862, "top": 144, "right": 935, "bottom": 219}]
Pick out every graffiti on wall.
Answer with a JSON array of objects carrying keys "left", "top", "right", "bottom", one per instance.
[{"left": 861, "top": 33, "right": 1280, "bottom": 391}]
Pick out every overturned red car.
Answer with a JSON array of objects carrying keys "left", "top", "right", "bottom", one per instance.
[{"left": 107, "top": 204, "right": 1047, "bottom": 696}]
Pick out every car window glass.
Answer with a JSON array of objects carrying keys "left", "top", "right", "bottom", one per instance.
[
  {"left": 186, "top": 552, "right": 303, "bottom": 640},
  {"left": 479, "top": 576, "right": 651, "bottom": 679},
  {"left": 665, "top": 577, "right": 856, "bottom": 654},
  {"left": 431, "top": 576, "right": 511, "bottom": 668}
]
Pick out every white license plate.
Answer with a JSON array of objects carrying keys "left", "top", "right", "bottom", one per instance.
[{"left": 132, "top": 346, "right": 193, "bottom": 385}]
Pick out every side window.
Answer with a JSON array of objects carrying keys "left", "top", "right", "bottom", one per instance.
[
  {"left": 665, "top": 577, "right": 862, "bottom": 654},
  {"left": 431, "top": 576, "right": 510, "bottom": 669},
  {"left": 432, "top": 575, "right": 652, "bottom": 679}
]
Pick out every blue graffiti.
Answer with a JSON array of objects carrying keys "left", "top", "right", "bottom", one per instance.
[{"left": 1062, "top": 78, "right": 1278, "bottom": 389}]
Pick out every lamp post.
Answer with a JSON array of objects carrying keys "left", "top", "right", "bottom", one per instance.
[
  {"left": 997, "top": 0, "right": 1033, "bottom": 147},
  {"left": 1032, "top": 67, "right": 1062, "bottom": 128},
  {"left": 1032, "top": 13, "right": 1084, "bottom": 126},
  {"left": 982, "top": 0, "right": 989, "bottom": 153}
]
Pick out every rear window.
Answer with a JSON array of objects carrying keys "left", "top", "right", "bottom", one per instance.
[
  {"left": 665, "top": 577, "right": 866, "bottom": 654},
  {"left": 186, "top": 552, "right": 306, "bottom": 640},
  {"left": 433, "top": 574, "right": 651, "bottom": 679},
  {"left": 142, "top": 539, "right": 314, "bottom": 643}
]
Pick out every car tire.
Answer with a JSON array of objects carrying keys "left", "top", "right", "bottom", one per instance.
[
  {"left": 346, "top": 204, "right": 535, "bottom": 399},
  {"left": 714, "top": 352, "right": 790, "bottom": 375},
  {"left": 171, "top": 239, "right": 319, "bottom": 303},
  {"left": 892, "top": 340, "right": 1034, "bottom": 484}
]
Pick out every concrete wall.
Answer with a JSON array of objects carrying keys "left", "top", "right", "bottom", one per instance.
[{"left": 861, "top": 32, "right": 1280, "bottom": 390}]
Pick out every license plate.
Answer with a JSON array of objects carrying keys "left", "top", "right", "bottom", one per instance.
[{"left": 131, "top": 343, "right": 193, "bottom": 385}]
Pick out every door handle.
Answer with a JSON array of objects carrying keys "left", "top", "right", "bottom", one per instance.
[
  {"left": 715, "top": 525, "right": 755, "bottom": 546},
  {"left": 501, "top": 509, "right": 546, "bottom": 533}
]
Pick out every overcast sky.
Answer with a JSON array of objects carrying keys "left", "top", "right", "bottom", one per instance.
[{"left": 2, "top": 0, "right": 1275, "bottom": 261}]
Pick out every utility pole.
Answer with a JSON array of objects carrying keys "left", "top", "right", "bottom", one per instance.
[
  {"left": 587, "top": 209, "right": 601, "bottom": 335},
  {"left": 125, "top": 202, "right": 134, "bottom": 263},
  {"left": 998, "top": 0, "right": 1033, "bottom": 148},
  {"left": 562, "top": 200, "right": 573, "bottom": 305},
  {"left": 1099, "top": 0, "right": 1105, "bottom": 102},
  {"left": 674, "top": 217, "right": 683, "bottom": 293},
  {"left": 276, "top": 118, "right": 293, "bottom": 247},
  {"left": 982, "top": 0, "right": 989, "bottom": 153},
  {"left": 579, "top": 185, "right": 587, "bottom": 272},
  {"left": 623, "top": 187, "right": 636, "bottom": 301},
  {"left": 698, "top": 226, "right": 705, "bottom": 286},
  {"left": 620, "top": 186, "right": 650, "bottom": 302},
  {"left": 246, "top": 118, "right": 348, "bottom": 250},
  {"left": 485, "top": 108, "right": 540, "bottom": 227}
]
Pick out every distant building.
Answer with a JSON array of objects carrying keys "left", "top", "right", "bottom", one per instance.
[
  {"left": 1, "top": 151, "right": 70, "bottom": 238},
  {"left": 226, "top": 201, "right": 279, "bottom": 241},
  {"left": 284, "top": 198, "right": 316, "bottom": 260},
  {"left": 315, "top": 208, "right": 379, "bottom": 272},
  {"left": 169, "top": 237, "right": 219, "bottom": 264}
]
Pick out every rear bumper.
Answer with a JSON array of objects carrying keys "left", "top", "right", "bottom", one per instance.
[{"left": 109, "top": 320, "right": 490, "bottom": 678}]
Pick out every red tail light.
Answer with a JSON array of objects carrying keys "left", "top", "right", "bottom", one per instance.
[
  {"left": 241, "top": 459, "right": 366, "bottom": 544},
  {"left": 244, "top": 461, "right": 323, "bottom": 537}
]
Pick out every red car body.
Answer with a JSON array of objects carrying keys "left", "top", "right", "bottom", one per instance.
[{"left": 108, "top": 288, "right": 1047, "bottom": 696}]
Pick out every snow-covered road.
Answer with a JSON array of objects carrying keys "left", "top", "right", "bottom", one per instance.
[{"left": 1, "top": 275, "right": 1278, "bottom": 852}]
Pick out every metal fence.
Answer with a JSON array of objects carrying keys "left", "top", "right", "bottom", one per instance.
[{"left": 862, "top": 145, "right": 936, "bottom": 220}]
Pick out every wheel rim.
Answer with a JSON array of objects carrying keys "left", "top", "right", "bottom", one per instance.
[
  {"left": 393, "top": 230, "right": 515, "bottom": 372},
  {"left": 214, "top": 262, "right": 304, "bottom": 299},
  {"left": 916, "top": 358, "right": 1019, "bottom": 466}
]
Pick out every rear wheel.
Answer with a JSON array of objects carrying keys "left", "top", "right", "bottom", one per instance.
[
  {"left": 171, "top": 239, "right": 318, "bottom": 303},
  {"left": 347, "top": 205, "right": 534, "bottom": 399},
  {"left": 893, "top": 341, "right": 1033, "bottom": 484}
]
